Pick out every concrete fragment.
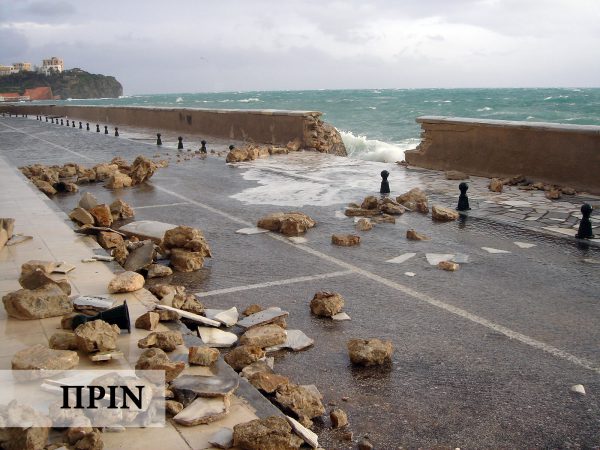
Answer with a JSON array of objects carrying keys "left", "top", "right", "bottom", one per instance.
[
  {"left": 347, "top": 338, "right": 393, "bottom": 366},
  {"left": 173, "top": 396, "right": 230, "bottom": 426},
  {"left": 275, "top": 384, "right": 325, "bottom": 428},
  {"left": 89, "top": 204, "right": 113, "bottom": 227},
  {"left": 107, "top": 271, "right": 145, "bottom": 293},
  {"left": 188, "top": 346, "right": 219, "bottom": 366},
  {"left": 240, "top": 324, "right": 287, "bottom": 348},
  {"left": 89, "top": 350, "right": 123, "bottom": 361},
  {"left": 330, "top": 408, "right": 348, "bottom": 428},
  {"left": 224, "top": 345, "right": 265, "bottom": 371},
  {"left": 344, "top": 207, "right": 380, "bottom": 217},
  {"left": 310, "top": 291, "right": 344, "bottom": 317},
  {"left": 171, "top": 372, "right": 239, "bottom": 400},
  {"left": 406, "top": 229, "right": 430, "bottom": 241},
  {"left": 233, "top": 416, "right": 303, "bottom": 450},
  {"left": 12, "top": 344, "right": 79, "bottom": 379},
  {"left": 286, "top": 415, "right": 319, "bottom": 448},
  {"left": 332, "top": 312, "right": 351, "bottom": 321},
  {"left": 249, "top": 372, "right": 289, "bottom": 394},
  {"left": 18, "top": 268, "right": 71, "bottom": 294},
  {"left": 97, "top": 231, "right": 124, "bottom": 249},
  {"left": 237, "top": 308, "right": 289, "bottom": 329},
  {"left": 135, "top": 311, "right": 160, "bottom": 331},
  {"left": 431, "top": 205, "right": 459, "bottom": 221},
  {"left": 3, "top": 284, "right": 72, "bottom": 319},
  {"left": 119, "top": 220, "right": 178, "bottom": 243},
  {"left": 257, "top": 212, "right": 316, "bottom": 236},
  {"left": 379, "top": 200, "right": 406, "bottom": 215},
  {"left": 198, "top": 327, "right": 238, "bottom": 347},
  {"left": 147, "top": 264, "right": 173, "bottom": 278},
  {"left": 69, "top": 207, "right": 95, "bottom": 225},
  {"left": 236, "top": 227, "right": 269, "bottom": 235},
  {"left": 137, "top": 330, "right": 183, "bottom": 352},
  {"left": 124, "top": 240, "right": 155, "bottom": 271},
  {"left": 135, "top": 348, "right": 185, "bottom": 382},
  {"left": 21, "top": 259, "right": 57, "bottom": 275},
  {"left": 571, "top": 384, "right": 586, "bottom": 395},
  {"left": 331, "top": 234, "right": 360, "bottom": 246},
  {"left": 438, "top": 261, "right": 459, "bottom": 271},
  {"left": 545, "top": 189, "right": 562, "bottom": 200},
  {"left": 204, "top": 307, "right": 239, "bottom": 327},
  {"left": 109, "top": 198, "right": 135, "bottom": 220},
  {"left": 74, "top": 320, "right": 121, "bottom": 353},
  {"left": 209, "top": 427, "right": 234, "bottom": 449}
]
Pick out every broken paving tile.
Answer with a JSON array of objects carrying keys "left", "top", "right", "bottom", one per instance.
[
  {"left": 386, "top": 253, "right": 416, "bottom": 264},
  {"left": 481, "top": 247, "right": 511, "bottom": 254},
  {"left": 235, "top": 227, "right": 269, "bottom": 235},
  {"left": 514, "top": 241, "right": 536, "bottom": 249},
  {"left": 124, "top": 241, "right": 155, "bottom": 272},
  {"left": 173, "top": 396, "right": 230, "bottom": 426},
  {"left": 198, "top": 327, "right": 238, "bottom": 348},
  {"left": 404, "top": 272, "right": 416, "bottom": 277},
  {"left": 90, "top": 350, "right": 123, "bottom": 361},
  {"left": 425, "top": 253, "right": 455, "bottom": 265},
  {"left": 288, "top": 236, "right": 308, "bottom": 244},
  {"left": 450, "top": 253, "right": 470, "bottom": 263},
  {"left": 266, "top": 330, "right": 314, "bottom": 352},
  {"left": 332, "top": 312, "right": 351, "bottom": 321},
  {"left": 171, "top": 373, "right": 239, "bottom": 401},
  {"left": 52, "top": 262, "right": 76, "bottom": 274},
  {"left": 209, "top": 427, "right": 234, "bottom": 449},
  {"left": 73, "top": 295, "right": 116, "bottom": 311},
  {"left": 237, "top": 308, "right": 289, "bottom": 329},
  {"left": 119, "top": 220, "right": 177, "bottom": 243},
  {"left": 204, "top": 307, "right": 239, "bottom": 327},
  {"left": 542, "top": 226, "right": 577, "bottom": 237}
]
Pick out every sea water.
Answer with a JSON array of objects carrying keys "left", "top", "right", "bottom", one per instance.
[{"left": 52, "top": 88, "right": 600, "bottom": 162}]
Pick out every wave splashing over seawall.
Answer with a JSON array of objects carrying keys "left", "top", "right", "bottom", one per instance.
[{"left": 339, "top": 130, "right": 419, "bottom": 163}]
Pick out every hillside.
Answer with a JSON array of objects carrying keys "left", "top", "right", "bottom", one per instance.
[{"left": 0, "top": 68, "right": 123, "bottom": 99}]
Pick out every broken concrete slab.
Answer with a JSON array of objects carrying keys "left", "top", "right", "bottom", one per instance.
[
  {"left": 481, "top": 247, "right": 511, "bottom": 254},
  {"left": 275, "top": 384, "right": 325, "bottom": 428},
  {"left": 237, "top": 308, "right": 289, "bottom": 329},
  {"left": 171, "top": 372, "right": 239, "bottom": 401},
  {"left": 332, "top": 312, "right": 351, "bottom": 321},
  {"left": 236, "top": 227, "right": 269, "bottom": 235},
  {"left": 266, "top": 330, "right": 314, "bottom": 352},
  {"left": 386, "top": 253, "right": 417, "bottom": 264},
  {"left": 204, "top": 307, "right": 239, "bottom": 327},
  {"left": 288, "top": 236, "right": 308, "bottom": 244},
  {"left": 404, "top": 272, "right": 416, "bottom": 277},
  {"left": 209, "top": 427, "right": 234, "bottom": 449},
  {"left": 124, "top": 240, "right": 155, "bottom": 272},
  {"left": 198, "top": 327, "right": 238, "bottom": 347},
  {"left": 119, "top": 220, "right": 178, "bottom": 243},
  {"left": 52, "top": 262, "right": 76, "bottom": 274},
  {"left": 425, "top": 253, "right": 455, "bottom": 266},
  {"left": 173, "top": 396, "right": 230, "bottom": 426}
]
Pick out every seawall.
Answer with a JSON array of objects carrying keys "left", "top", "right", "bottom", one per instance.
[
  {"left": 405, "top": 116, "right": 600, "bottom": 194},
  {"left": 0, "top": 104, "right": 346, "bottom": 156}
]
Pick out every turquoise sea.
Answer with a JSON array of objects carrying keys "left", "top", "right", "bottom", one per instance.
[{"left": 49, "top": 88, "right": 600, "bottom": 162}]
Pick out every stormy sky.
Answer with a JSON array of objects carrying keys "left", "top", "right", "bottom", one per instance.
[{"left": 1, "top": 0, "right": 599, "bottom": 94}]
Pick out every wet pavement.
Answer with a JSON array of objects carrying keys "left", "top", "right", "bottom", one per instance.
[{"left": 1, "top": 116, "right": 600, "bottom": 448}]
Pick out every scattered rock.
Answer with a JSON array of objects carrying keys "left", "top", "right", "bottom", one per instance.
[
  {"left": 174, "top": 396, "right": 231, "bottom": 426},
  {"left": 134, "top": 311, "right": 160, "bottom": 331},
  {"left": 344, "top": 207, "right": 380, "bottom": 217},
  {"left": 267, "top": 330, "right": 314, "bottom": 352},
  {"left": 257, "top": 212, "right": 316, "bottom": 236},
  {"left": 240, "top": 324, "right": 287, "bottom": 348},
  {"left": 360, "top": 196, "right": 379, "bottom": 210},
  {"left": 356, "top": 218, "right": 373, "bottom": 231},
  {"left": 138, "top": 330, "right": 183, "bottom": 352},
  {"left": 205, "top": 307, "right": 239, "bottom": 327},
  {"left": 69, "top": 207, "right": 95, "bottom": 225},
  {"left": 406, "top": 229, "right": 430, "bottom": 241},
  {"left": 310, "top": 291, "right": 344, "bottom": 317},
  {"left": 106, "top": 170, "right": 133, "bottom": 189},
  {"left": 438, "top": 261, "right": 459, "bottom": 271},
  {"left": 330, "top": 408, "right": 348, "bottom": 428},
  {"left": 224, "top": 345, "right": 265, "bottom": 371},
  {"left": 78, "top": 192, "right": 98, "bottom": 211},
  {"left": 129, "top": 156, "right": 158, "bottom": 185},
  {"left": 89, "top": 204, "right": 113, "bottom": 227},
  {"left": 107, "top": 271, "right": 145, "bottom": 293},
  {"left": 0, "top": 401, "right": 52, "bottom": 449},
  {"left": 372, "top": 214, "right": 396, "bottom": 223},
  {"left": 332, "top": 312, "right": 351, "bottom": 321},
  {"left": 249, "top": 372, "right": 290, "bottom": 394},
  {"left": 162, "top": 225, "right": 212, "bottom": 256},
  {"left": 445, "top": 170, "right": 469, "bottom": 180},
  {"left": 32, "top": 178, "right": 57, "bottom": 195},
  {"left": 124, "top": 240, "right": 155, "bottom": 272},
  {"left": 93, "top": 163, "right": 119, "bottom": 181},
  {"left": 49, "top": 331, "right": 79, "bottom": 350},
  {"left": 165, "top": 400, "right": 184, "bottom": 416},
  {"left": 198, "top": 327, "right": 238, "bottom": 348},
  {"left": 379, "top": 200, "right": 406, "bottom": 215},
  {"left": 135, "top": 348, "right": 185, "bottom": 382},
  {"left": 571, "top": 384, "right": 586, "bottom": 395},
  {"left": 109, "top": 198, "right": 135, "bottom": 220},
  {"left": 431, "top": 205, "right": 459, "bottom": 221},
  {"left": 188, "top": 346, "right": 220, "bottom": 366},
  {"left": 167, "top": 292, "right": 205, "bottom": 315},
  {"left": 18, "top": 268, "right": 71, "bottom": 294},
  {"left": 149, "top": 284, "right": 186, "bottom": 299},
  {"left": 243, "top": 304, "right": 264, "bottom": 316},
  {"left": 489, "top": 178, "right": 504, "bottom": 192},
  {"left": 545, "top": 189, "right": 562, "bottom": 200},
  {"left": 74, "top": 319, "right": 121, "bottom": 353},
  {"left": 275, "top": 384, "right": 325, "bottom": 428},
  {"left": 285, "top": 415, "right": 319, "bottom": 448},
  {"left": 170, "top": 248, "right": 205, "bottom": 272},
  {"left": 157, "top": 308, "right": 180, "bottom": 321},
  {"left": 347, "top": 338, "right": 393, "bottom": 366},
  {"left": 241, "top": 359, "right": 274, "bottom": 378},
  {"left": 73, "top": 430, "right": 103, "bottom": 449},
  {"left": 112, "top": 242, "right": 129, "bottom": 266},
  {"left": 332, "top": 234, "right": 360, "bottom": 246},
  {"left": 12, "top": 344, "right": 79, "bottom": 378},
  {"left": 396, "top": 187, "right": 428, "bottom": 208},
  {"left": 226, "top": 147, "right": 250, "bottom": 163},
  {"left": 561, "top": 187, "right": 576, "bottom": 195},
  {"left": 358, "top": 437, "right": 374, "bottom": 450},
  {"left": 233, "top": 416, "right": 303, "bottom": 450},
  {"left": 97, "top": 231, "right": 124, "bottom": 249},
  {"left": 147, "top": 264, "right": 173, "bottom": 278},
  {"left": 3, "top": 284, "right": 72, "bottom": 319}
]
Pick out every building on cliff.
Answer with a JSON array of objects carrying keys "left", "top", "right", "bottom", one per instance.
[
  {"left": 13, "top": 62, "right": 32, "bottom": 72},
  {"left": 41, "top": 57, "right": 64, "bottom": 75}
]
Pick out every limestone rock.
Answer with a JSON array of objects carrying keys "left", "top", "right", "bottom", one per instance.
[
  {"left": 49, "top": 331, "right": 79, "bottom": 350},
  {"left": 174, "top": 396, "right": 231, "bottom": 426},
  {"left": 287, "top": 139, "right": 302, "bottom": 152},
  {"left": 226, "top": 148, "right": 249, "bottom": 163},
  {"left": 431, "top": 205, "right": 459, "bottom": 222},
  {"left": 561, "top": 186, "right": 576, "bottom": 195},
  {"left": 233, "top": 416, "right": 303, "bottom": 450},
  {"left": 445, "top": 170, "right": 469, "bottom": 180},
  {"left": 188, "top": 346, "right": 220, "bottom": 366},
  {"left": 344, "top": 207, "right": 380, "bottom": 217},
  {"left": 32, "top": 178, "right": 57, "bottom": 196},
  {"left": 359, "top": 437, "right": 374, "bottom": 450},
  {"left": 78, "top": 192, "right": 98, "bottom": 211},
  {"left": 257, "top": 212, "right": 316, "bottom": 236},
  {"left": 415, "top": 200, "right": 429, "bottom": 214},
  {"left": 356, "top": 218, "right": 373, "bottom": 231},
  {"left": 148, "top": 283, "right": 186, "bottom": 299},
  {"left": 310, "top": 291, "right": 344, "bottom": 317},
  {"left": 0, "top": 401, "right": 52, "bottom": 450},
  {"left": 112, "top": 242, "right": 129, "bottom": 266},
  {"left": 330, "top": 408, "right": 348, "bottom": 428},
  {"left": 135, "top": 348, "right": 185, "bottom": 382},
  {"left": 90, "top": 204, "right": 113, "bottom": 227},
  {"left": 241, "top": 360, "right": 274, "bottom": 379},
  {"left": 224, "top": 345, "right": 265, "bottom": 371},
  {"left": 347, "top": 338, "right": 393, "bottom": 366},
  {"left": 147, "top": 264, "right": 172, "bottom": 278},
  {"left": 170, "top": 248, "right": 205, "bottom": 272},
  {"left": 360, "top": 196, "right": 379, "bottom": 210},
  {"left": 438, "top": 261, "right": 459, "bottom": 271},
  {"left": 396, "top": 187, "right": 427, "bottom": 207},
  {"left": 240, "top": 324, "right": 287, "bottom": 348},
  {"left": 12, "top": 344, "right": 79, "bottom": 377},
  {"left": 73, "top": 430, "right": 103, "bottom": 450},
  {"left": 157, "top": 309, "right": 181, "bottom": 322},
  {"left": 243, "top": 304, "right": 264, "bottom": 316},
  {"left": 249, "top": 372, "right": 289, "bottom": 394},
  {"left": 107, "top": 271, "right": 144, "bottom": 293},
  {"left": 21, "top": 260, "right": 57, "bottom": 275},
  {"left": 379, "top": 199, "right": 406, "bottom": 215},
  {"left": 135, "top": 311, "right": 160, "bottom": 331},
  {"left": 331, "top": 234, "right": 360, "bottom": 246},
  {"left": 169, "top": 293, "right": 205, "bottom": 315},
  {"left": 165, "top": 400, "right": 184, "bottom": 416},
  {"left": 18, "top": 268, "right": 71, "bottom": 294},
  {"left": 106, "top": 170, "right": 132, "bottom": 189},
  {"left": 406, "top": 229, "right": 430, "bottom": 241},
  {"left": 74, "top": 319, "right": 121, "bottom": 353},
  {"left": 93, "top": 163, "right": 119, "bottom": 181},
  {"left": 110, "top": 198, "right": 135, "bottom": 220},
  {"left": 69, "top": 207, "right": 95, "bottom": 225},
  {"left": 275, "top": 384, "right": 325, "bottom": 427},
  {"left": 162, "top": 225, "right": 212, "bottom": 256},
  {"left": 545, "top": 189, "right": 561, "bottom": 200},
  {"left": 137, "top": 330, "right": 183, "bottom": 352},
  {"left": 130, "top": 156, "right": 158, "bottom": 185},
  {"left": 372, "top": 214, "right": 396, "bottom": 223},
  {"left": 3, "top": 284, "right": 72, "bottom": 320},
  {"left": 97, "top": 231, "right": 124, "bottom": 250},
  {"left": 489, "top": 178, "right": 504, "bottom": 192}
]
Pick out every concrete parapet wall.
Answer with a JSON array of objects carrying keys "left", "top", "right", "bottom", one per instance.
[
  {"left": 405, "top": 116, "right": 600, "bottom": 194},
  {"left": 0, "top": 104, "right": 346, "bottom": 155}
]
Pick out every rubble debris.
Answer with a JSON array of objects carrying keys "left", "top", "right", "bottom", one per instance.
[
  {"left": 275, "top": 384, "right": 325, "bottom": 428},
  {"left": 241, "top": 359, "right": 274, "bottom": 379},
  {"left": 347, "top": 338, "right": 393, "bottom": 366},
  {"left": 240, "top": 324, "right": 287, "bottom": 348},
  {"left": 356, "top": 218, "right": 373, "bottom": 231},
  {"left": 74, "top": 319, "right": 121, "bottom": 353},
  {"left": 137, "top": 330, "right": 183, "bottom": 352},
  {"left": 233, "top": 416, "right": 303, "bottom": 450},
  {"left": 344, "top": 207, "right": 380, "bottom": 217},
  {"left": 372, "top": 214, "right": 397, "bottom": 223},
  {"left": 204, "top": 307, "right": 239, "bottom": 327},
  {"left": 209, "top": 427, "right": 234, "bottom": 449},
  {"left": 445, "top": 170, "right": 469, "bottom": 180},
  {"left": 545, "top": 189, "right": 562, "bottom": 200},
  {"left": 425, "top": 253, "right": 455, "bottom": 265},
  {"left": 164, "top": 292, "right": 205, "bottom": 315},
  {"left": 155, "top": 304, "right": 219, "bottom": 326},
  {"left": 12, "top": 344, "right": 79, "bottom": 378},
  {"left": 248, "top": 372, "right": 290, "bottom": 394},
  {"left": 396, "top": 187, "right": 428, "bottom": 211},
  {"left": 162, "top": 225, "right": 212, "bottom": 255},
  {"left": 89, "top": 204, "right": 113, "bottom": 227},
  {"left": 147, "top": 264, "right": 173, "bottom": 278},
  {"left": 119, "top": 220, "right": 178, "bottom": 243},
  {"left": 135, "top": 348, "right": 185, "bottom": 382},
  {"left": 310, "top": 291, "right": 344, "bottom": 317},
  {"left": 19, "top": 268, "right": 71, "bottom": 294},
  {"left": 170, "top": 248, "right": 206, "bottom": 272},
  {"left": 135, "top": 311, "right": 160, "bottom": 330},
  {"left": 97, "top": 231, "right": 124, "bottom": 249},
  {"left": 431, "top": 205, "right": 459, "bottom": 221},
  {"left": 330, "top": 408, "right": 348, "bottom": 428},
  {"left": 571, "top": 384, "right": 586, "bottom": 395},
  {"left": 107, "top": 271, "right": 145, "bottom": 293},
  {"left": 188, "top": 346, "right": 220, "bottom": 366},
  {"left": 257, "top": 212, "right": 316, "bottom": 236},
  {"left": 332, "top": 234, "right": 360, "bottom": 246},
  {"left": 198, "top": 327, "right": 238, "bottom": 348},
  {"left": 49, "top": 331, "right": 79, "bottom": 350},
  {"left": 165, "top": 400, "right": 184, "bottom": 416},
  {"left": 361, "top": 196, "right": 379, "bottom": 210},
  {"left": 332, "top": 312, "right": 351, "bottom": 321},
  {"left": 33, "top": 178, "right": 57, "bottom": 196},
  {"left": 286, "top": 415, "right": 319, "bottom": 448},
  {"left": 0, "top": 401, "right": 52, "bottom": 450},
  {"left": 110, "top": 198, "right": 135, "bottom": 220},
  {"left": 171, "top": 371, "right": 239, "bottom": 401},
  {"left": 69, "top": 207, "right": 95, "bottom": 225},
  {"left": 406, "top": 229, "right": 430, "bottom": 241},
  {"left": 379, "top": 198, "right": 406, "bottom": 215},
  {"left": 438, "top": 261, "right": 460, "bottom": 271},
  {"left": 124, "top": 240, "right": 155, "bottom": 272},
  {"left": 489, "top": 178, "right": 504, "bottom": 192},
  {"left": 266, "top": 330, "right": 314, "bottom": 352},
  {"left": 224, "top": 345, "right": 265, "bottom": 371},
  {"left": 174, "top": 396, "right": 231, "bottom": 426},
  {"left": 149, "top": 283, "right": 186, "bottom": 299},
  {"left": 5, "top": 234, "right": 32, "bottom": 246},
  {"left": 243, "top": 304, "right": 264, "bottom": 316},
  {"left": 3, "top": 284, "right": 72, "bottom": 319},
  {"left": 237, "top": 307, "right": 289, "bottom": 329}
]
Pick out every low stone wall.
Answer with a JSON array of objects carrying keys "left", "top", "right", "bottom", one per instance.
[
  {"left": 0, "top": 104, "right": 346, "bottom": 156},
  {"left": 405, "top": 116, "right": 600, "bottom": 194}
]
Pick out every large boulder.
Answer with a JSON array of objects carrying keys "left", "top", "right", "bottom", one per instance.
[
  {"left": 347, "top": 338, "right": 393, "bottom": 366},
  {"left": 239, "top": 324, "right": 286, "bottom": 348},
  {"left": 74, "top": 320, "right": 121, "bottom": 353},
  {"left": 107, "top": 271, "right": 144, "bottom": 293},
  {"left": 129, "top": 156, "right": 158, "bottom": 185},
  {"left": 135, "top": 348, "right": 185, "bottom": 382},
  {"left": 137, "top": 330, "right": 183, "bottom": 352},
  {"left": 224, "top": 345, "right": 265, "bottom": 371},
  {"left": 233, "top": 416, "right": 303, "bottom": 450},
  {"left": 257, "top": 212, "right": 316, "bottom": 236},
  {"left": 275, "top": 384, "right": 325, "bottom": 427},
  {"left": 310, "top": 291, "right": 344, "bottom": 317},
  {"left": 431, "top": 205, "right": 459, "bottom": 222},
  {"left": 3, "top": 285, "right": 72, "bottom": 320},
  {"left": 162, "top": 226, "right": 212, "bottom": 256}
]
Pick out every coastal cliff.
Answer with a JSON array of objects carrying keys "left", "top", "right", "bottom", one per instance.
[{"left": 0, "top": 69, "right": 123, "bottom": 99}]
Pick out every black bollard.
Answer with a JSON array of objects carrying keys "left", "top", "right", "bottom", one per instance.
[
  {"left": 51, "top": 118, "right": 54, "bottom": 123},
  {"left": 576, "top": 204, "right": 594, "bottom": 239},
  {"left": 177, "top": 136, "right": 184, "bottom": 150},
  {"left": 114, "top": 127, "right": 119, "bottom": 137},
  {"left": 72, "top": 120, "right": 75, "bottom": 127},
  {"left": 200, "top": 140, "right": 207, "bottom": 153},
  {"left": 79, "top": 121, "right": 82, "bottom": 129},
  {"left": 104, "top": 125, "right": 108, "bottom": 134},
  {"left": 156, "top": 133, "right": 162, "bottom": 146},
  {"left": 380, "top": 170, "right": 390, "bottom": 194},
  {"left": 45, "top": 116, "right": 48, "bottom": 122},
  {"left": 96, "top": 124, "right": 100, "bottom": 132},
  {"left": 60, "top": 119, "right": 64, "bottom": 125},
  {"left": 229, "top": 144, "right": 235, "bottom": 150},
  {"left": 457, "top": 182, "right": 471, "bottom": 211},
  {"left": 86, "top": 123, "right": 90, "bottom": 131}
]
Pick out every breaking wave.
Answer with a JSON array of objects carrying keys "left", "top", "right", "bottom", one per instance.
[{"left": 339, "top": 130, "right": 420, "bottom": 163}]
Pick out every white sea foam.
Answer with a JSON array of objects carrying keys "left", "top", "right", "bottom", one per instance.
[
  {"left": 477, "top": 106, "right": 493, "bottom": 112},
  {"left": 367, "top": 106, "right": 377, "bottom": 110},
  {"left": 238, "top": 98, "right": 261, "bottom": 103},
  {"left": 339, "top": 130, "right": 419, "bottom": 163},
  {"left": 175, "top": 97, "right": 184, "bottom": 103}
]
